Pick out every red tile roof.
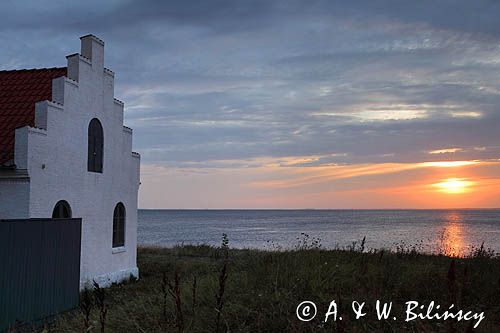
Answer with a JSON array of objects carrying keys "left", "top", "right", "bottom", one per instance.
[{"left": 0, "top": 67, "right": 67, "bottom": 165}]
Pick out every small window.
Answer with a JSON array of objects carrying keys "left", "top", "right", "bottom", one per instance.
[
  {"left": 113, "top": 203, "right": 126, "bottom": 248},
  {"left": 88, "top": 118, "right": 103, "bottom": 173},
  {"left": 52, "top": 200, "right": 72, "bottom": 219}
]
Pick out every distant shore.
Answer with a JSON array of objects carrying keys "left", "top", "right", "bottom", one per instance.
[{"left": 50, "top": 243, "right": 500, "bottom": 332}]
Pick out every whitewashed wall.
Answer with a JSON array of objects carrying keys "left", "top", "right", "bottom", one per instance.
[
  {"left": 3, "top": 35, "right": 140, "bottom": 288},
  {"left": 0, "top": 178, "right": 30, "bottom": 218}
]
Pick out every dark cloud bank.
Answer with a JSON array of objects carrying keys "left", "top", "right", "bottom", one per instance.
[{"left": 2, "top": 0, "right": 500, "bottom": 168}]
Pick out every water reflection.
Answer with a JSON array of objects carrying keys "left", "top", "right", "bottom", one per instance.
[{"left": 438, "top": 211, "right": 466, "bottom": 257}]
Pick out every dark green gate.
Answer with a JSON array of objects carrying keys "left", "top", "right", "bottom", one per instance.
[{"left": 0, "top": 218, "right": 82, "bottom": 331}]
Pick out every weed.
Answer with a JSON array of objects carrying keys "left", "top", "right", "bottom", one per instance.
[
  {"left": 215, "top": 234, "right": 230, "bottom": 333},
  {"left": 92, "top": 281, "right": 107, "bottom": 333},
  {"left": 79, "top": 287, "right": 93, "bottom": 331}
]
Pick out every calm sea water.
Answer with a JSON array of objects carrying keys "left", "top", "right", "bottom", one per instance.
[{"left": 138, "top": 209, "right": 500, "bottom": 256}]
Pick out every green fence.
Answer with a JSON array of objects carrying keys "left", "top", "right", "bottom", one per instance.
[{"left": 0, "top": 218, "right": 81, "bottom": 331}]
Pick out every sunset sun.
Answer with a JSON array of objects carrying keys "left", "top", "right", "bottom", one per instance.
[{"left": 433, "top": 178, "right": 474, "bottom": 194}]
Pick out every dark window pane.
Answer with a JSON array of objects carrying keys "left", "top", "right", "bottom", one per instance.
[
  {"left": 88, "top": 118, "right": 103, "bottom": 173},
  {"left": 52, "top": 200, "right": 72, "bottom": 219},
  {"left": 112, "top": 203, "right": 126, "bottom": 248}
]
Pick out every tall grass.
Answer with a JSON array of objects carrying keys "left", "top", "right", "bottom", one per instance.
[
  {"left": 214, "top": 233, "right": 229, "bottom": 333},
  {"left": 50, "top": 235, "right": 500, "bottom": 332}
]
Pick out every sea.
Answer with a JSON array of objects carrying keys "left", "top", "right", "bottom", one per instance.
[{"left": 137, "top": 209, "right": 500, "bottom": 256}]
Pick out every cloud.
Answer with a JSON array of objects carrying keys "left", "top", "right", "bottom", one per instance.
[
  {"left": 428, "top": 148, "right": 462, "bottom": 154},
  {"left": 2, "top": 1, "right": 500, "bottom": 207}
]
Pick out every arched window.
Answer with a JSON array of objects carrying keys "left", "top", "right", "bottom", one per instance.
[
  {"left": 88, "top": 118, "right": 103, "bottom": 173},
  {"left": 113, "top": 203, "right": 126, "bottom": 248},
  {"left": 52, "top": 200, "right": 72, "bottom": 219}
]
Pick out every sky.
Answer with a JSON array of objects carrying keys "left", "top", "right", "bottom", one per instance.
[{"left": 2, "top": 0, "right": 500, "bottom": 208}]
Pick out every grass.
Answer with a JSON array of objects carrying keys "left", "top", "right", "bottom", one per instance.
[{"left": 49, "top": 238, "right": 500, "bottom": 332}]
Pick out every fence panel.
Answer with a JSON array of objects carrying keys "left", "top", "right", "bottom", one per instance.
[{"left": 0, "top": 218, "right": 81, "bottom": 331}]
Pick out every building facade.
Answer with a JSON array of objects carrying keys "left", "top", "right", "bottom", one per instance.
[{"left": 0, "top": 35, "right": 140, "bottom": 287}]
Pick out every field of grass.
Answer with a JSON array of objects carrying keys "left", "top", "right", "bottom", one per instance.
[{"left": 51, "top": 238, "right": 500, "bottom": 332}]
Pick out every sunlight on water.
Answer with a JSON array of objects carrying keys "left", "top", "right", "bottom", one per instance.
[{"left": 439, "top": 211, "right": 466, "bottom": 257}]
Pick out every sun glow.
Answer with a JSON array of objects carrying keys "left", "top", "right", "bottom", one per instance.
[
  {"left": 421, "top": 161, "right": 478, "bottom": 168},
  {"left": 433, "top": 178, "right": 474, "bottom": 194}
]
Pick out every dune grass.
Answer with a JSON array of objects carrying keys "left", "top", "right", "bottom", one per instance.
[{"left": 50, "top": 239, "right": 500, "bottom": 332}]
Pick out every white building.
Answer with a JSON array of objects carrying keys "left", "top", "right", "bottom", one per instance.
[{"left": 0, "top": 35, "right": 140, "bottom": 287}]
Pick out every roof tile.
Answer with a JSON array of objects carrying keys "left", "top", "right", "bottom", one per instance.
[{"left": 0, "top": 67, "right": 66, "bottom": 165}]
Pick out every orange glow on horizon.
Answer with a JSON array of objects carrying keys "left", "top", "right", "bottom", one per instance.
[
  {"left": 140, "top": 158, "right": 500, "bottom": 209},
  {"left": 433, "top": 178, "right": 475, "bottom": 194}
]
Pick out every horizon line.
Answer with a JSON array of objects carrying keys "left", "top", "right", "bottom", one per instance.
[{"left": 137, "top": 207, "right": 500, "bottom": 211}]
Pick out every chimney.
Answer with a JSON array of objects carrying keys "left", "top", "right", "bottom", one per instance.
[{"left": 80, "top": 34, "right": 105, "bottom": 69}]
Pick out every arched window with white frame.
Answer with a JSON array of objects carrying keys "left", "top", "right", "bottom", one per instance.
[
  {"left": 52, "top": 200, "right": 72, "bottom": 219},
  {"left": 112, "top": 202, "right": 126, "bottom": 248},
  {"left": 88, "top": 118, "right": 103, "bottom": 173}
]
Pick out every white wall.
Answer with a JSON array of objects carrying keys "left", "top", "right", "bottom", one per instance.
[
  {"left": 0, "top": 178, "right": 30, "bottom": 219},
  {"left": 9, "top": 35, "right": 141, "bottom": 287}
]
